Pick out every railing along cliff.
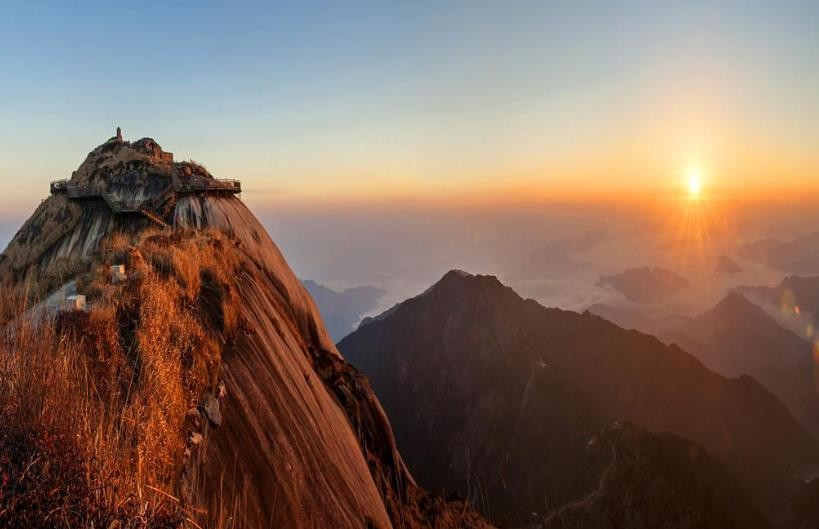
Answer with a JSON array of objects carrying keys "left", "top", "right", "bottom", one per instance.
[{"left": 48, "top": 177, "right": 241, "bottom": 228}]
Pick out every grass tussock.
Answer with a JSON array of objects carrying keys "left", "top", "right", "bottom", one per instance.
[{"left": 0, "top": 229, "right": 245, "bottom": 528}]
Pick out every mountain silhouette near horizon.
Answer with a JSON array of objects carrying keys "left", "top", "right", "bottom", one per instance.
[
  {"left": 738, "top": 275, "right": 819, "bottom": 323},
  {"left": 660, "top": 291, "right": 819, "bottom": 438},
  {"left": 0, "top": 136, "right": 492, "bottom": 529},
  {"left": 302, "top": 279, "right": 386, "bottom": 341},
  {"left": 597, "top": 266, "right": 689, "bottom": 302},
  {"left": 339, "top": 270, "right": 819, "bottom": 526}
]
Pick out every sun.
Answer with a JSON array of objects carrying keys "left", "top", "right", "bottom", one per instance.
[{"left": 687, "top": 168, "right": 702, "bottom": 198}]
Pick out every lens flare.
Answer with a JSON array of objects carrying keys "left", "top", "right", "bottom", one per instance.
[{"left": 669, "top": 167, "right": 713, "bottom": 278}]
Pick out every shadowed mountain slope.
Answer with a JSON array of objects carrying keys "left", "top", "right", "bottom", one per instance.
[
  {"left": 784, "top": 479, "right": 819, "bottom": 529},
  {"left": 739, "top": 275, "right": 819, "bottom": 322},
  {"left": 340, "top": 271, "right": 819, "bottom": 525},
  {"left": 661, "top": 292, "right": 819, "bottom": 438},
  {"left": 541, "top": 423, "right": 769, "bottom": 529}
]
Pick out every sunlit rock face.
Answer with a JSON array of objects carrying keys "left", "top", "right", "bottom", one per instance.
[
  {"left": 0, "top": 137, "right": 492, "bottom": 529},
  {"left": 0, "top": 138, "right": 200, "bottom": 291}
]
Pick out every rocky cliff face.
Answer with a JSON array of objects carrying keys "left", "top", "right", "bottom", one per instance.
[
  {"left": 0, "top": 137, "right": 491, "bottom": 529},
  {"left": 1, "top": 137, "right": 181, "bottom": 291},
  {"left": 339, "top": 271, "right": 819, "bottom": 526}
]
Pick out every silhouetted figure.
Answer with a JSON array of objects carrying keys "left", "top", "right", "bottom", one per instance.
[{"left": 116, "top": 126, "right": 122, "bottom": 141}]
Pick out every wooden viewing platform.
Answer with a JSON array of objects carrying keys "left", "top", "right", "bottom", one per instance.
[{"left": 49, "top": 178, "right": 241, "bottom": 228}]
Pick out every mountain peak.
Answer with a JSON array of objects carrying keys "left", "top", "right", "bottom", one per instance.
[
  {"left": 0, "top": 133, "right": 491, "bottom": 529},
  {"left": 73, "top": 135, "right": 174, "bottom": 182},
  {"left": 340, "top": 272, "right": 818, "bottom": 526},
  {"left": 715, "top": 255, "right": 742, "bottom": 274},
  {"left": 705, "top": 291, "right": 781, "bottom": 327},
  {"left": 442, "top": 268, "right": 474, "bottom": 280},
  {"left": 420, "top": 269, "right": 517, "bottom": 303}
]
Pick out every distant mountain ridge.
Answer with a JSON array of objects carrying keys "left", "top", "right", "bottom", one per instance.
[
  {"left": 302, "top": 279, "right": 385, "bottom": 341},
  {"left": 591, "top": 291, "right": 819, "bottom": 438},
  {"left": 597, "top": 266, "right": 689, "bottom": 302},
  {"left": 738, "top": 232, "right": 819, "bottom": 272},
  {"left": 661, "top": 292, "right": 819, "bottom": 437},
  {"left": 738, "top": 275, "right": 819, "bottom": 322},
  {"left": 715, "top": 255, "right": 742, "bottom": 274}
]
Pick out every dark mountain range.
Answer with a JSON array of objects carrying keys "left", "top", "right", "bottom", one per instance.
[
  {"left": 340, "top": 271, "right": 819, "bottom": 526},
  {"left": 588, "top": 292, "right": 819, "bottom": 438},
  {"left": 597, "top": 266, "right": 689, "bottom": 302},
  {"left": 302, "top": 279, "right": 385, "bottom": 341},
  {"left": 784, "top": 479, "right": 819, "bottom": 529},
  {"left": 660, "top": 292, "right": 819, "bottom": 437},
  {"left": 738, "top": 275, "right": 819, "bottom": 322},
  {"left": 0, "top": 136, "right": 490, "bottom": 528},
  {"left": 541, "top": 423, "right": 769, "bottom": 529}
]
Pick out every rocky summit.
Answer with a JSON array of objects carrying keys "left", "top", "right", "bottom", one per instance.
[{"left": 0, "top": 134, "right": 492, "bottom": 529}]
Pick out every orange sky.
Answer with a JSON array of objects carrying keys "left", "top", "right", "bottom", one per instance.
[{"left": 1, "top": 2, "right": 817, "bottom": 215}]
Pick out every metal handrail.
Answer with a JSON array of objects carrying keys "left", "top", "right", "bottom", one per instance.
[
  {"left": 50, "top": 177, "right": 241, "bottom": 226},
  {"left": 52, "top": 178, "right": 240, "bottom": 196},
  {"left": 176, "top": 179, "right": 241, "bottom": 192},
  {"left": 50, "top": 179, "right": 68, "bottom": 193}
]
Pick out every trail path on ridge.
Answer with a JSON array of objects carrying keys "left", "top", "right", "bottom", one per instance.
[{"left": 541, "top": 426, "right": 618, "bottom": 527}]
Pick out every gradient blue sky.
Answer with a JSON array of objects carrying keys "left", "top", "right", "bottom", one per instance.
[{"left": 1, "top": 0, "right": 818, "bottom": 221}]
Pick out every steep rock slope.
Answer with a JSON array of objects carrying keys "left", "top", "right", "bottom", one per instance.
[
  {"left": 339, "top": 271, "right": 819, "bottom": 525},
  {"left": 0, "top": 137, "right": 491, "bottom": 529}
]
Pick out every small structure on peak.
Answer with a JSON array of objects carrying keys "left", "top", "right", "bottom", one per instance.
[{"left": 48, "top": 135, "right": 240, "bottom": 229}]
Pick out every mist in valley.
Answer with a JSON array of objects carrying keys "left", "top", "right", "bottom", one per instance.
[{"left": 245, "top": 197, "right": 819, "bottom": 332}]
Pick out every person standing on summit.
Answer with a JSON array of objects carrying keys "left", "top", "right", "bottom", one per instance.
[{"left": 116, "top": 126, "right": 122, "bottom": 141}]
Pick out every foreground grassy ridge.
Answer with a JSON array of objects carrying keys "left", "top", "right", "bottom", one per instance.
[{"left": 0, "top": 230, "right": 242, "bottom": 528}]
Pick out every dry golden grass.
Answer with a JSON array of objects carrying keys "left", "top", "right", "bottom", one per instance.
[{"left": 0, "top": 229, "right": 245, "bottom": 528}]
